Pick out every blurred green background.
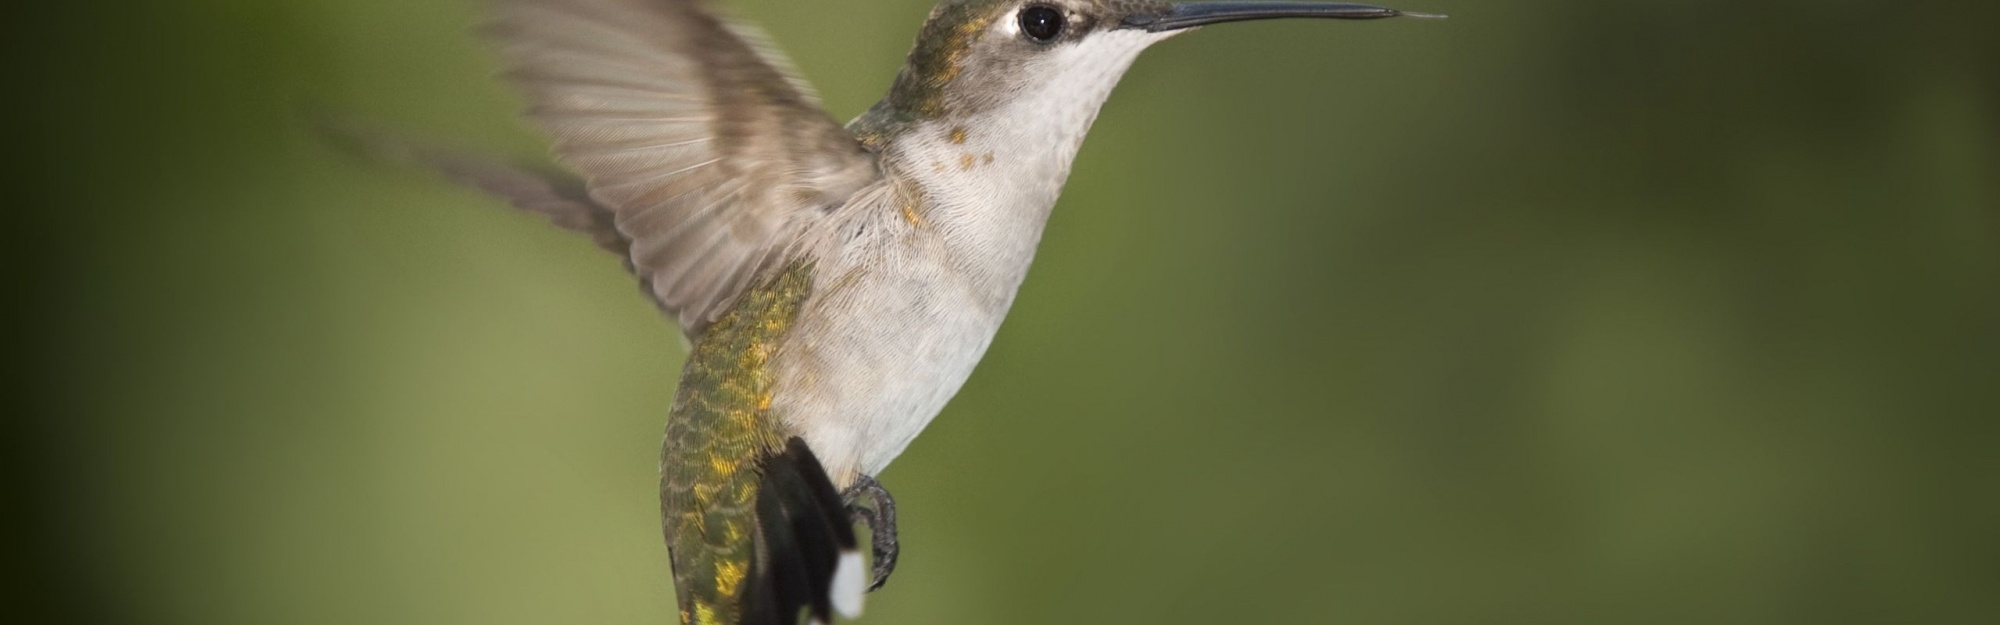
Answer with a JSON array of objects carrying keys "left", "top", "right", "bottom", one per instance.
[{"left": 13, "top": 0, "right": 1998, "bottom": 623}]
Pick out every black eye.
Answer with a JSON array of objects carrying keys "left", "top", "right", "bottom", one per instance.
[{"left": 1019, "top": 5, "right": 1066, "bottom": 43}]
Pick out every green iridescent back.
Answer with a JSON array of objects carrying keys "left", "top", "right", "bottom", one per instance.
[{"left": 659, "top": 262, "right": 815, "bottom": 625}]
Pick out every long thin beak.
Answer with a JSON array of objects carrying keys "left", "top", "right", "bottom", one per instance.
[{"left": 1120, "top": 2, "right": 1445, "bottom": 32}]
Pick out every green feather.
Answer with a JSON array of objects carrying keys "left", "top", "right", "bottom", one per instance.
[{"left": 659, "top": 262, "right": 816, "bottom": 625}]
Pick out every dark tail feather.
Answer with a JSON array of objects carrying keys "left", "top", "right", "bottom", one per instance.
[
  {"left": 308, "top": 110, "right": 633, "bottom": 261},
  {"left": 742, "top": 438, "right": 862, "bottom": 625}
]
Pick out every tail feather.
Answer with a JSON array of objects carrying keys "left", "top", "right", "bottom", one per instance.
[{"left": 742, "top": 438, "right": 862, "bottom": 625}]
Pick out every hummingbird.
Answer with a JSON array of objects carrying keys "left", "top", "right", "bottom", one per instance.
[{"left": 413, "top": 1, "right": 1440, "bottom": 623}]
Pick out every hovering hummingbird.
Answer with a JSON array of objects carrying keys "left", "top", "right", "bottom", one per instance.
[{"left": 415, "top": 1, "right": 1439, "bottom": 623}]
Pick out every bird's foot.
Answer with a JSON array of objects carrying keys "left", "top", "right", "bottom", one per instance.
[{"left": 841, "top": 475, "right": 898, "bottom": 592}]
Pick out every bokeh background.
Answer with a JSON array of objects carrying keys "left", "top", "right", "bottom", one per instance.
[{"left": 13, "top": 0, "right": 1998, "bottom": 623}]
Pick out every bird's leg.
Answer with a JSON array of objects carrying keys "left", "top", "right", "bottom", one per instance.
[{"left": 841, "top": 475, "right": 898, "bottom": 591}]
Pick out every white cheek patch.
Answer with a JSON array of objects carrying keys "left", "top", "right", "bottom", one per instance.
[
  {"left": 997, "top": 8, "right": 1020, "bottom": 37},
  {"left": 1047, "top": 29, "right": 1172, "bottom": 80}
]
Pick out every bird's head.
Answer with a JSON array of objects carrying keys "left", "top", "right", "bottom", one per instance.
[
  {"left": 868, "top": 1, "right": 1438, "bottom": 127},
  {"left": 855, "top": 0, "right": 1437, "bottom": 200}
]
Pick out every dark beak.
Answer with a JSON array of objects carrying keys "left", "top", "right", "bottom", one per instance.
[{"left": 1120, "top": 2, "right": 1444, "bottom": 32}]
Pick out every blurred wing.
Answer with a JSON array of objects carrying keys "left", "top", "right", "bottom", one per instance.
[
  {"left": 310, "top": 111, "right": 634, "bottom": 261},
  {"left": 491, "top": 0, "right": 878, "bottom": 334},
  {"left": 435, "top": 157, "right": 635, "bottom": 262}
]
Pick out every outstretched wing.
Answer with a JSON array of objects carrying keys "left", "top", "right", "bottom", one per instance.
[{"left": 490, "top": 0, "right": 878, "bottom": 335}]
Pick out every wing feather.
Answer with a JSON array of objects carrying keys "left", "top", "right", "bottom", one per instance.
[{"left": 492, "top": 0, "right": 878, "bottom": 335}]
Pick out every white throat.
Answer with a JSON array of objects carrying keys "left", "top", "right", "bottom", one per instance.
[{"left": 890, "top": 29, "right": 1172, "bottom": 302}]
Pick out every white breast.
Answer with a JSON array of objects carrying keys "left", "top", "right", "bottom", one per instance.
[
  {"left": 770, "top": 179, "right": 1029, "bottom": 483},
  {"left": 769, "top": 29, "right": 1171, "bottom": 482}
]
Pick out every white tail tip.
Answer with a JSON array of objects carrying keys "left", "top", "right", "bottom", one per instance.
[{"left": 830, "top": 550, "right": 866, "bottom": 618}]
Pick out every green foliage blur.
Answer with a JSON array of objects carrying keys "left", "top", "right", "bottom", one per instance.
[{"left": 13, "top": 1, "right": 1997, "bottom": 623}]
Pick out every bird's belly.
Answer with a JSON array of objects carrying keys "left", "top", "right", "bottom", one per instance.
[{"left": 769, "top": 262, "right": 1012, "bottom": 484}]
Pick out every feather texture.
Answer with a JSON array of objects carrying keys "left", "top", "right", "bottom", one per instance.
[{"left": 491, "top": 0, "right": 879, "bottom": 335}]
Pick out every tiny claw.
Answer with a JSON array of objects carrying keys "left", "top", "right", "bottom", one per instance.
[
  {"left": 865, "top": 517, "right": 898, "bottom": 591},
  {"left": 841, "top": 475, "right": 901, "bottom": 592}
]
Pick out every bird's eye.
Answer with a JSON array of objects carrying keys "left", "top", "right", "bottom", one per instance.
[{"left": 1019, "top": 5, "right": 1066, "bottom": 43}]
